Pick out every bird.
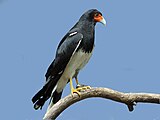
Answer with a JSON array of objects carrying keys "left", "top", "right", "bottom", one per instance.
[{"left": 32, "top": 9, "right": 106, "bottom": 110}]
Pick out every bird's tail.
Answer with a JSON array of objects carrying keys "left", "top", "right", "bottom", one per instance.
[
  {"left": 32, "top": 77, "right": 58, "bottom": 110},
  {"left": 47, "top": 90, "right": 63, "bottom": 110}
]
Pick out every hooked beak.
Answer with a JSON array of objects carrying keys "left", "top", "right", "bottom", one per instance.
[
  {"left": 94, "top": 14, "right": 107, "bottom": 26},
  {"left": 100, "top": 17, "right": 106, "bottom": 26}
]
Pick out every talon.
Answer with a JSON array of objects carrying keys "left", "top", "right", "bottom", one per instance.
[
  {"left": 86, "top": 86, "right": 91, "bottom": 89},
  {"left": 71, "top": 88, "right": 81, "bottom": 97},
  {"left": 70, "top": 78, "right": 81, "bottom": 97},
  {"left": 76, "top": 85, "right": 91, "bottom": 92},
  {"left": 70, "top": 78, "right": 91, "bottom": 97}
]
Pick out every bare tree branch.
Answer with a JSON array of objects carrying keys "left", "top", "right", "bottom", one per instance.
[{"left": 43, "top": 87, "right": 160, "bottom": 120}]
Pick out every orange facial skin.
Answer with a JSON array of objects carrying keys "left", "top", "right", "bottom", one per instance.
[{"left": 94, "top": 14, "right": 103, "bottom": 22}]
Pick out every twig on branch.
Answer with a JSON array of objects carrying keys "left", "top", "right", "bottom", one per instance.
[{"left": 43, "top": 87, "right": 160, "bottom": 120}]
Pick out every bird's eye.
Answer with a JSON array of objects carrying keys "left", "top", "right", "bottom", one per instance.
[{"left": 94, "top": 13, "right": 100, "bottom": 17}]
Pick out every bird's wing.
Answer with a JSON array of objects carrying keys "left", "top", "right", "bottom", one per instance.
[
  {"left": 45, "top": 30, "right": 83, "bottom": 81},
  {"left": 32, "top": 31, "right": 83, "bottom": 107}
]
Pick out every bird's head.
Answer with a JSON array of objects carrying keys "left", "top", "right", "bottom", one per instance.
[{"left": 79, "top": 9, "right": 106, "bottom": 26}]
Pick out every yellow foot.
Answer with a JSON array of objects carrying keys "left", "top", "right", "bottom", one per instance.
[
  {"left": 76, "top": 84, "right": 91, "bottom": 92},
  {"left": 71, "top": 88, "right": 81, "bottom": 97},
  {"left": 71, "top": 85, "right": 91, "bottom": 97}
]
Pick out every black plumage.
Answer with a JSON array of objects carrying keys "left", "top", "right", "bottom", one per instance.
[{"left": 32, "top": 9, "right": 106, "bottom": 110}]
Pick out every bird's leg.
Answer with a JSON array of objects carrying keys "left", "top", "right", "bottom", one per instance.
[
  {"left": 75, "top": 76, "right": 79, "bottom": 85},
  {"left": 75, "top": 77, "right": 91, "bottom": 91},
  {"left": 69, "top": 78, "right": 81, "bottom": 96}
]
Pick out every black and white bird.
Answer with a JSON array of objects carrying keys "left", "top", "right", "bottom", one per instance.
[{"left": 32, "top": 9, "right": 106, "bottom": 110}]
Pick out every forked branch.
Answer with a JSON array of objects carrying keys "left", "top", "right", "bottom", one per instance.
[{"left": 43, "top": 87, "right": 160, "bottom": 120}]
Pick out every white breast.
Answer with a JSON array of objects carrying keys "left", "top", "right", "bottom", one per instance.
[{"left": 56, "top": 49, "right": 93, "bottom": 92}]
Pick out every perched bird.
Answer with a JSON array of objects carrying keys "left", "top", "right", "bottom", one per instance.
[{"left": 32, "top": 9, "right": 106, "bottom": 110}]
